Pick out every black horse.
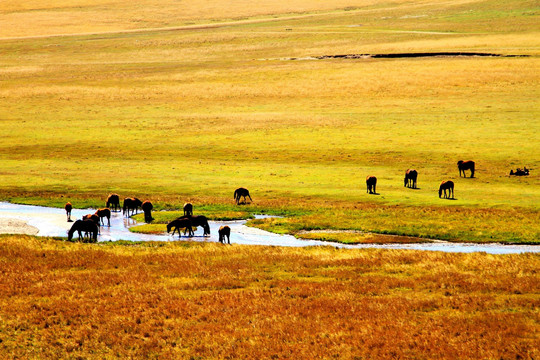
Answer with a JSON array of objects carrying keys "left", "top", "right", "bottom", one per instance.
[
  {"left": 178, "top": 215, "right": 210, "bottom": 236},
  {"left": 142, "top": 201, "right": 153, "bottom": 222},
  {"left": 218, "top": 225, "right": 231, "bottom": 244},
  {"left": 167, "top": 218, "right": 194, "bottom": 237},
  {"left": 123, "top": 197, "right": 142, "bottom": 217},
  {"left": 68, "top": 220, "right": 98, "bottom": 242},
  {"left": 404, "top": 169, "right": 418, "bottom": 189},
  {"left": 234, "top": 187, "right": 253, "bottom": 205},
  {"left": 106, "top": 194, "right": 121, "bottom": 212},
  {"left": 439, "top": 180, "right": 455, "bottom": 199},
  {"left": 183, "top": 202, "right": 193, "bottom": 216},
  {"left": 458, "top": 160, "right": 475, "bottom": 178},
  {"left": 366, "top": 176, "right": 377, "bottom": 194}
]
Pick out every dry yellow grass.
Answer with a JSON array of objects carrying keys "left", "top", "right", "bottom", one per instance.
[{"left": 0, "top": 235, "right": 538, "bottom": 358}]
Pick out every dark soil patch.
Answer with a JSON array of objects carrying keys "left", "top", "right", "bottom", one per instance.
[{"left": 291, "top": 52, "right": 528, "bottom": 60}]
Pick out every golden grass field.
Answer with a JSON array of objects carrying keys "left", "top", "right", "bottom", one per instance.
[
  {"left": 0, "top": 235, "right": 539, "bottom": 359},
  {"left": 0, "top": 0, "right": 539, "bottom": 243},
  {"left": 0, "top": 1, "right": 539, "bottom": 357}
]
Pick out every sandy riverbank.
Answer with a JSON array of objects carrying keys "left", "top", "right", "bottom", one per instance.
[{"left": 0, "top": 218, "right": 39, "bottom": 235}]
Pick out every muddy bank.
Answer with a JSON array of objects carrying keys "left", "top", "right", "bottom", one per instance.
[{"left": 286, "top": 52, "right": 528, "bottom": 60}]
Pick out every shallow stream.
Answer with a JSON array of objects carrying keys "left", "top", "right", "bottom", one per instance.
[{"left": 0, "top": 202, "right": 537, "bottom": 254}]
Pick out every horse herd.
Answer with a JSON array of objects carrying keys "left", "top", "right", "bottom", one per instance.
[
  {"left": 366, "top": 160, "right": 475, "bottom": 199},
  {"left": 65, "top": 189, "right": 249, "bottom": 243},
  {"left": 65, "top": 162, "right": 478, "bottom": 243}
]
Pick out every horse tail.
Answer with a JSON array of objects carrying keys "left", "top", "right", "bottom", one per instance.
[{"left": 234, "top": 189, "right": 238, "bottom": 199}]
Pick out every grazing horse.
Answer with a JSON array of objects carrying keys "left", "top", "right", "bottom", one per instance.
[
  {"left": 234, "top": 187, "right": 253, "bottom": 205},
  {"left": 82, "top": 213, "right": 101, "bottom": 234},
  {"left": 167, "top": 218, "right": 194, "bottom": 237},
  {"left": 218, "top": 226, "right": 231, "bottom": 244},
  {"left": 123, "top": 197, "right": 142, "bottom": 217},
  {"left": 65, "top": 202, "right": 72, "bottom": 222},
  {"left": 439, "top": 180, "right": 455, "bottom": 199},
  {"left": 142, "top": 201, "right": 153, "bottom": 222},
  {"left": 68, "top": 220, "right": 98, "bottom": 242},
  {"left": 107, "top": 194, "right": 121, "bottom": 212},
  {"left": 95, "top": 208, "right": 111, "bottom": 227},
  {"left": 366, "top": 176, "right": 377, "bottom": 194},
  {"left": 183, "top": 202, "right": 193, "bottom": 216},
  {"left": 404, "top": 169, "right": 418, "bottom": 189},
  {"left": 178, "top": 215, "right": 210, "bottom": 236},
  {"left": 458, "top": 160, "right": 475, "bottom": 178}
]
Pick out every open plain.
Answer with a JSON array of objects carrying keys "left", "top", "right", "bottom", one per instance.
[{"left": 0, "top": 0, "right": 539, "bottom": 357}]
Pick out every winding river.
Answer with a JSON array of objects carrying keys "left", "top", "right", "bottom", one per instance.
[{"left": 0, "top": 202, "right": 538, "bottom": 254}]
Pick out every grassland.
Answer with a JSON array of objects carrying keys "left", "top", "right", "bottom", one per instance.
[
  {"left": 0, "top": 235, "right": 538, "bottom": 359},
  {"left": 0, "top": 0, "right": 539, "bottom": 244}
]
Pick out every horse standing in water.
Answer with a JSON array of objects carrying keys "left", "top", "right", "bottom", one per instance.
[
  {"left": 234, "top": 188, "right": 253, "bottom": 205},
  {"left": 439, "top": 180, "right": 455, "bottom": 199},
  {"left": 123, "top": 197, "right": 142, "bottom": 217},
  {"left": 178, "top": 215, "right": 210, "bottom": 236},
  {"left": 142, "top": 201, "right": 153, "bottom": 223},
  {"left": 404, "top": 169, "right": 418, "bottom": 189},
  {"left": 68, "top": 220, "right": 98, "bottom": 242},
  {"left": 458, "top": 160, "right": 475, "bottom": 178},
  {"left": 218, "top": 226, "right": 231, "bottom": 244},
  {"left": 107, "top": 194, "right": 121, "bottom": 212},
  {"left": 167, "top": 218, "right": 194, "bottom": 237},
  {"left": 95, "top": 208, "right": 111, "bottom": 227},
  {"left": 65, "top": 202, "right": 72, "bottom": 222},
  {"left": 83, "top": 213, "right": 101, "bottom": 234},
  {"left": 183, "top": 203, "right": 193, "bottom": 216},
  {"left": 366, "top": 176, "right": 377, "bottom": 194}
]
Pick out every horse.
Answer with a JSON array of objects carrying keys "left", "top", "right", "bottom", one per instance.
[
  {"left": 68, "top": 220, "right": 98, "bottom": 242},
  {"left": 167, "top": 218, "right": 194, "bottom": 237},
  {"left": 95, "top": 208, "right": 111, "bottom": 227},
  {"left": 458, "top": 160, "right": 475, "bottom": 178},
  {"left": 142, "top": 201, "right": 153, "bottom": 223},
  {"left": 65, "top": 202, "right": 72, "bottom": 222},
  {"left": 439, "top": 180, "right": 454, "bottom": 199},
  {"left": 218, "top": 226, "right": 231, "bottom": 244},
  {"left": 82, "top": 213, "right": 101, "bottom": 234},
  {"left": 366, "top": 176, "right": 377, "bottom": 194},
  {"left": 107, "top": 194, "right": 121, "bottom": 212},
  {"left": 404, "top": 169, "right": 418, "bottom": 189},
  {"left": 123, "top": 197, "right": 142, "bottom": 217},
  {"left": 183, "top": 202, "right": 193, "bottom": 216},
  {"left": 178, "top": 215, "right": 210, "bottom": 236},
  {"left": 234, "top": 187, "right": 253, "bottom": 205}
]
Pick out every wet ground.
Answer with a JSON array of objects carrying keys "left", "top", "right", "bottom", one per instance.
[{"left": 0, "top": 202, "right": 538, "bottom": 254}]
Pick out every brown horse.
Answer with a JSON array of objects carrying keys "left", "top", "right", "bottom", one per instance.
[
  {"left": 234, "top": 188, "right": 253, "bottom": 205},
  {"left": 404, "top": 169, "right": 418, "bottom": 189},
  {"left": 218, "top": 225, "right": 231, "bottom": 244},
  {"left": 167, "top": 218, "right": 194, "bottom": 237},
  {"left": 458, "top": 160, "right": 475, "bottom": 178},
  {"left": 178, "top": 215, "right": 210, "bottom": 236},
  {"left": 366, "top": 176, "right": 377, "bottom": 194},
  {"left": 95, "top": 208, "right": 111, "bottom": 227},
  {"left": 68, "top": 220, "right": 98, "bottom": 242},
  {"left": 82, "top": 213, "right": 101, "bottom": 234},
  {"left": 123, "top": 197, "right": 142, "bottom": 217},
  {"left": 142, "top": 201, "right": 153, "bottom": 222},
  {"left": 65, "top": 202, "right": 72, "bottom": 222},
  {"left": 183, "top": 202, "right": 193, "bottom": 216},
  {"left": 439, "top": 180, "right": 454, "bottom": 199},
  {"left": 107, "top": 194, "right": 121, "bottom": 212}
]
